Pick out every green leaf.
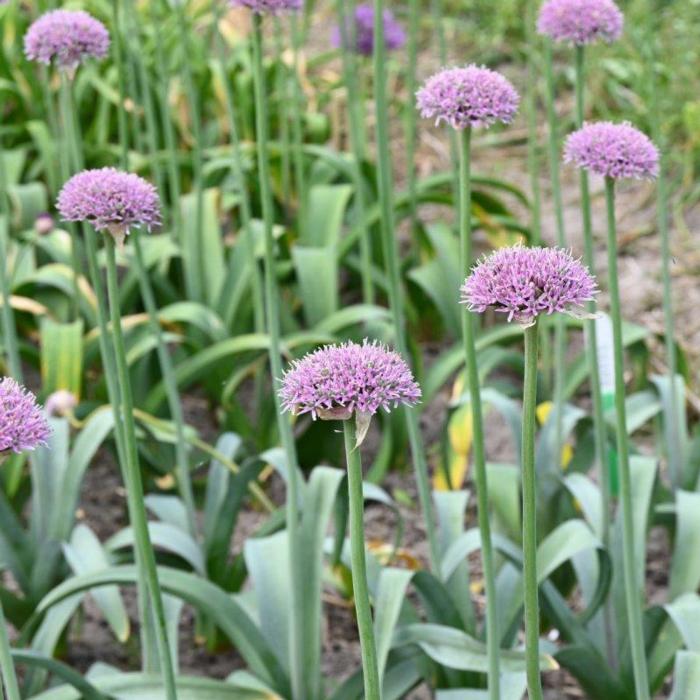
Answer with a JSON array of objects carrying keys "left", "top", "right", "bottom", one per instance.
[
  {"left": 180, "top": 188, "right": 226, "bottom": 304},
  {"left": 292, "top": 245, "right": 338, "bottom": 326},
  {"left": 39, "top": 319, "right": 83, "bottom": 398},
  {"left": 27, "top": 671, "right": 280, "bottom": 700},
  {"left": 670, "top": 491, "right": 700, "bottom": 600},
  {"left": 106, "top": 522, "right": 205, "bottom": 576},
  {"left": 36, "top": 566, "right": 289, "bottom": 695},
  {"left": 13, "top": 649, "right": 108, "bottom": 700},
  {"left": 670, "top": 651, "right": 700, "bottom": 700},
  {"left": 435, "top": 672, "right": 527, "bottom": 699},
  {"left": 301, "top": 183, "right": 353, "bottom": 247},
  {"left": 63, "top": 525, "right": 130, "bottom": 643},
  {"left": 374, "top": 568, "right": 414, "bottom": 682},
  {"left": 392, "top": 623, "right": 557, "bottom": 673}
]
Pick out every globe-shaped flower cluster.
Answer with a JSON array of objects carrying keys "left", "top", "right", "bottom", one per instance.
[
  {"left": 279, "top": 340, "right": 421, "bottom": 420},
  {"left": 537, "top": 0, "right": 624, "bottom": 45},
  {"left": 461, "top": 245, "right": 597, "bottom": 326},
  {"left": 416, "top": 65, "right": 520, "bottom": 130},
  {"left": 0, "top": 378, "right": 51, "bottom": 458},
  {"left": 24, "top": 10, "right": 110, "bottom": 73},
  {"left": 57, "top": 168, "right": 162, "bottom": 246},
  {"left": 564, "top": 122, "right": 659, "bottom": 180},
  {"left": 332, "top": 3, "right": 406, "bottom": 56}
]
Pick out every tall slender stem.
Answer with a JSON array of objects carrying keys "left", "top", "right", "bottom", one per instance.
[
  {"left": 524, "top": 2, "right": 542, "bottom": 245},
  {"left": 214, "top": 10, "right": 264, "bottom": 333},
  {"left": 104, "top": 238, "right": 178, "bottom": 700},
  {"left": 643, "top": 23, "right": 680, "bottom": 487},
  {"left": 57, "top": 75, "right": 82, "bottom": 320},
  {"left": 522, "top": 322, "right": 543, "bottom": 700},
  {"left": 430, "top": 0, "right": 460, "bottom": 209},
  {"left": 0, "top": 157, "right": 21, "bottom": 381},
  {"left": 343, "top": 420, "right": 381, "bottom": 700},
  {"left": 175, "top": 1, "right": 205, "bottom": 301},
  {"left": 251, "top": 17, "right": 305, "bottom": 700},
  {"left": 405, "top": 0, "right": 420, "bottom": 240},
  {"left": 544, "top": 42, "right": 568, "bottom": 483},
  {"left": 458, "top": 129, "right": 500, "bottom": 699},
  {"left": 372, "top": 0, "right": 440, "bottom": 574},
  {"left": 290, "top": 13, "right": 308, "bottom": 235},
  {"left": 574, "top": 46, "right": 611, "bottom": 542},
  {"left": 335, "top": 0, "right": 374, "bottom": 304},
  {"left": 114, "top": 0, "right": 197, "bottom": 537},
  {"left": 603, "top": 179, "right": 650, "bottom": 700}
]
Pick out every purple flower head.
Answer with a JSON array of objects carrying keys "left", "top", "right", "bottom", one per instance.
[
  {"left": 461, "top": 245, "right": 597, "bottom": 326},
  {"left": 332, "top": 4, "right": 406, "bottom": 56},
  {"left": 57, "top": 168, "right": 162, "bottom": 247},
  {"left": 229, "top": 0, "right": 302, "bottom": 13},
  {"left": 416, "top": 65, "right": 520, "bottom": 130},
  {"left": 279, "top": 340, "right": 421, "bottom": 421},
  {"left": 0, "top": 378, "right": 51, "bottom": 458},
  {"left": 564, "top": 121, "right": 659, "bottom": 180},
  {"left": 24, "top": 10, "right": 110, "bottom": 73},
  {"left": 537, "top": 0, "right": 623, "bottom": 45},
  {"left": 45, "top": 389, "right": 78, "bottom": 417}
]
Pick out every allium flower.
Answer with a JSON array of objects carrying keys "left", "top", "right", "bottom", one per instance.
[
  {"left": 0, "top": 378, "right": 51, "bottom": 458},
  {"left": 229, "top": 0, "right": 302, "bottom": 13},
  {"left": 57, "top": 168, "right": 161, "bottom": 247},
  {"left": 45, "top": 389, "right": 78, "bottom": 417},
  {"left": 416, "top": 65, "right": 520, "bottom": 130},
  {"left": 279, "top": 340, "right": 420, "bottom": 423},
  {"left": 537, "top": 0, "right": 623, "bottom": 45},
  {"left": 332, "top": 3, "right": 406, "bottom": 56},
  {"left": 24, "top": 10, "right": 110, "bottom": 74},
  {"left": 564, "top": 121, "right": 659, "bottom": 180},
  {"left": 461, "top": 245, "right": 597, "bottom": 326}
]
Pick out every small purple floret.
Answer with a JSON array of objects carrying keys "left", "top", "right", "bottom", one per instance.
[
  {"left": 229, "top": 0, "right": 302, "bottom": 13},
  {"left": 24, "top": 10, "right": 110, "bottom": 72},
  {"left": 564, "top": 121, "right": 659, "bottom": 180},
  {"left": 461, "top": 245, "right": 597, "bottom": 325},
  {"left": 416, "top": 65, "right": 520, "bottom": 130},
  {"left": 57, "top": 168, "right": 162, "bottom": 240},
  {"left": 279, "top": 340, "right": 421, "bottom": 420},
  {"left": 537, "top": 0, "right": 623, "bottom": 45},
  {"left": 0, "top": 378, "right": 51, "bottom": 456},
  {"left": 332, "top": 3, "right": 406, "bottom": 56}
]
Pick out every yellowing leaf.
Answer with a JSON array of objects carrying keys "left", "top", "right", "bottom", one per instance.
[{"left": 536, "top": 401, "right": 573, "bottom": 469}]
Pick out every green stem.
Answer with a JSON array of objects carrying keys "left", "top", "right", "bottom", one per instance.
[
  {"left": 372, "top": 0, "right": 440, "bottom": 575},
  {"left": 574, "top": 45, "right": 615, "bottom": 666},
  {"left": 133, "top": 232, "right": 197, "bottom": 535},
  {"left": 335, "top": 0, "right": 374, "bottom": 304},
  {"left": 604, "top": 179, "right": 650, "bottom": 700},
  {"left": 0, "top": 602, "right": 21, "bottom": 700},
  {"left": 57, "top": 74, "right": 82, "bottom": 320},
  {"left": 644, "top": 27, "right": 680, "bottom": 487},
  {"left": 574, "top": 45, "right": 611, "bottom": 542},
  {"left": 430, "top": 0, "right": 460, "bottom": 209},
  {"left": 343, "top": 420, "right": 381, "bottom": 700},
  {"left": 151, "top": 1, "right": 182, "bottom": 240},
  {"left": 405, "top": 0, "right": 420, "bottom": 239},
  {"left": 104, "top": 238, "right": 178, "bottom": 700},
  {"left": 175, "top": 1, "right": 205, "bottom": 301},
  {"left": 522, "top": 322, "right": 543, "bottom": 700},
  {"left": 458, "top": 128, "right": 500, "bottom": 699},
  {"left": 251, "top": 17, "right": 305, "bottom": 700},
  {"left": 274, "top": 19, "right": 293, "bottom": 219},
  {"left": 115, "top": 0, "right": 197, "bottom": 537},
  {"left": 525, "top": 1, "right": 542, "bottom": 245},
  {"left": 290, "top": 12, "right": 308, "bottom": 235},
  {"left": 544, "top": 41, "right": 568, "bottom": 483},
  {"left": 0, "top": 151, "right": 21, "bottom": 381},
  {"left": 214, "top": 11, "right": 265, "bottom": 333}
]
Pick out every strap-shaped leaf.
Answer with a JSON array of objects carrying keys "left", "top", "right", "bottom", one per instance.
[
  {"left": 36, "top": 566, "right": 289, "bottom": 695},
  {"left": 392, "top": 623, "right": 557, "bottom": 673}
]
